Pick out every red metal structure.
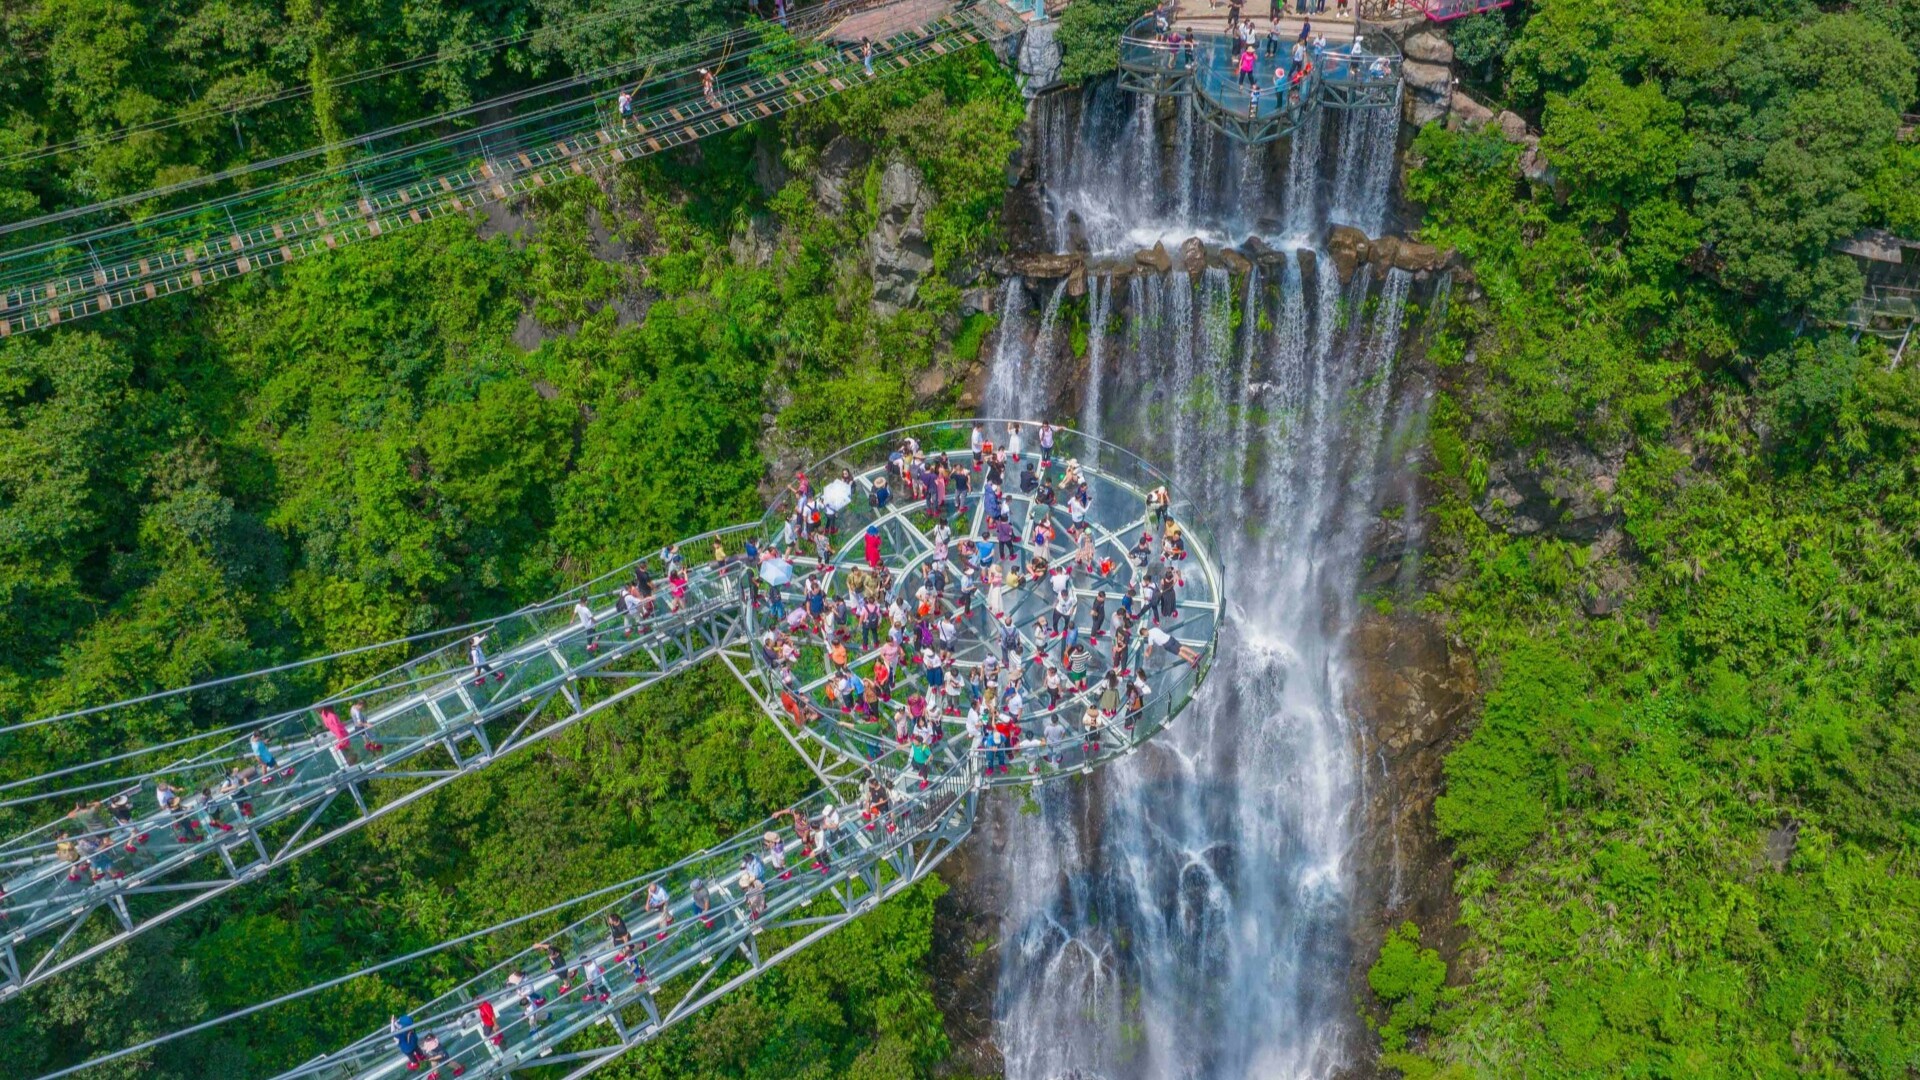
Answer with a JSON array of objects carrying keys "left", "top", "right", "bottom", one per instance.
[{"left": 1359, "top": 0, "right": 1513, "bottom": 21}]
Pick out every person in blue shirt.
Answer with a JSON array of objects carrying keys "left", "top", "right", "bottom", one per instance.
[
  {"left": 249, "top": 731, "right": 276, "bottom": 773},
  {"left": 391, "top": 1014, "right": 426, "bottom": 1069}
]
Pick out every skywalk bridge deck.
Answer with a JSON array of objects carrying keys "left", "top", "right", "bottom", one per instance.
[
  {"left": 0, "top": 0, "right": 1027, "bottom": 339},
  {"left": 0, "top": 420, "right": 1221, "bottom": 1076}
]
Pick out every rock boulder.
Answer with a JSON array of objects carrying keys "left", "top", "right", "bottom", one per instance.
[
  {"left": 1327, "top": 225, "right": 1369, "bottom": 283},
  {"left": 867, "top": 160, "right": 935, "bottom": 316},
  {"left": 1406, "top": 94, "right": 1448, "bottom": 128},
  {"left": 1244, "top": 235, "right": 1288, "bottom": 266},
  {"left": 729, "top": 213, "right": 778, "bottom": 268},
  {"left": 1179, "top": 236, "right": 1208, "bottom": 276},
  {"left": 1369, "top": 234, "right": 1401, "bottom": 272},
  {"left": 1009, "top": 252, "right": 1082, "bottom": 278},
  {"left": 814, "top": 134, "right": 869, "bottom": 214},
  {"left": 1403, "top": 29, "right": 1454, "bottom": 64},
  {"left": 1475, "top": 443, "right": 1624, "bottom": 542},
  {"left": 1401, "top": 60, "right": 1452, "bottom": 96},
  {"left": 1137, "top": 242, "right": 1173, "bottom": 274},
  {"left": 1449, "top": 89, "right": 1493, "bottom": 129},
  {"left": 1392, "top": 240, "right": 1448, "bottom": 272},
  {"left": 1016, "top": 22, "right": 1063, "bottom": 95}
]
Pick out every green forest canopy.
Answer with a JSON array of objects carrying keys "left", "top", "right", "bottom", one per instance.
[
  {"left": 1383, "top": 0, "right": 1920, "bottom": 1076},
  {"left": 3, "top": 0, "right": 1920, "bottom": 1077},
  {"left": 0, "top": 0, "right": 1021, "bottom": 1072}
]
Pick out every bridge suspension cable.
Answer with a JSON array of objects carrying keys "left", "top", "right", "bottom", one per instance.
[
  {"left": 0, "top": 523, "right": 762, "bottom": 1001},
  {"left": 0, "top": 8, "right": 773, "bottom": 247}
]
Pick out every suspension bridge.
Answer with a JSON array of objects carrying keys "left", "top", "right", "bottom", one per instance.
[
  {"left": 3, "top": 421, "right": 1222, "bottom": 1080},
  {"left": 0, "top": 0, "right": 1029, "bottom": 339}
]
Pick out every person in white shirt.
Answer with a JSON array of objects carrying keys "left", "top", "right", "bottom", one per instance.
[
  {"left": 1143, "top": 624, "right": 1203, "bottom": 667},
  {"left": 573, "top": 599, "right": 600, "bottom": 653}
]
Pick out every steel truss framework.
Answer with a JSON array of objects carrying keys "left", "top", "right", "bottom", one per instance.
[
  {"left": 744, "top": 423, "right": 1222, "bottom": 791},
  {"left": 6, "top": 421, "right": 1223, "bottom": 1080},
  {"left": 0, "top": 528, "right": 761, "bottom": 1001},
  {"left": 275, "top": 769, "right": 977, "bottom": 1080}
]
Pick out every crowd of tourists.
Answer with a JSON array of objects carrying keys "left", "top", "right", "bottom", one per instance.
[
  {"left": 1141, "top": 0, "right": 1393, "bottom": 115},
  {"left": 16, "top": 420, "right": 1212, "bottom": 1080},
  {"left": 752, "top": 420, "right": 1205, "bottom": 789},
  {"left": 379, "top": 419, "right": 1213, "bottom": 1076}
]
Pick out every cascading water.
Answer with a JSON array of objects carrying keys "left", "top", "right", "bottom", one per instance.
[
  {"left": 991, "top": 84, "right": 1418, "bottom": 1080},
  {"left": 1328, "top": 87, "right": 1403, "bottom": 236},
  {"left": 986, "top": 278, "right": 1067, "bottom": 419}
]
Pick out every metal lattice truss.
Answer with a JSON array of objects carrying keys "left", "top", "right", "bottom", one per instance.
[
  {"left": 3, "top": 421, "right": 1225, "bottom": 1080},
  {"left": 0, "top": 527, "right": 761, "bottom": 1002},
  {"left": 274, "top": 771, "right": 976, "bottom": 1080},
  {"left": 1117, "top": 20, "right": 1403, "bottom": 145},
  {"left": 0, "top": 0, "right": 1027, "bottom": 339}
]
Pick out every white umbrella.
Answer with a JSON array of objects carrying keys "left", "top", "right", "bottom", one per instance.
[
  {"left": 759, "top": 558, "right": 794, "bottom": 586},
  {"left": 821, "top": 479, "right": 854, "bottom": 512}
]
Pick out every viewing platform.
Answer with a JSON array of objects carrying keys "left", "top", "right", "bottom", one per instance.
[
  {"left": 749, "top": 422, "right": 1220, "bottom": 786},
  {"left": 1118, "top": 5, "right": 1402, "bottom": 144},
  {"left": 268, "top": 420, "right": 1222, "bottom": 1080},
  {"left": 0, "top": 418, "right": 1221, "bottom": 1066}
]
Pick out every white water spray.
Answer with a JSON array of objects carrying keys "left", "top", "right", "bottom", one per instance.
[{"left": 992, "top": 81, "right": 1414, "bottom": 1080}]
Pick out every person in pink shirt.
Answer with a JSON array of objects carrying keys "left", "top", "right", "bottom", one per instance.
[{"left": 319, "top": 705, "right": 357, "bottom": 766}]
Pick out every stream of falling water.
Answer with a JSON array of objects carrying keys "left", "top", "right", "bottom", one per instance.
[{"left": 992, "top": 86, "right": 1416, "bottom": 1080}]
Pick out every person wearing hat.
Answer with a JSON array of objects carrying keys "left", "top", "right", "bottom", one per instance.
[
  {"left": 468, "top": 634, "right": 501, "bottom": 686},
  {"left": 762, "top": 830, "right": 790, "bottom": 880},
  {"left": 739, "top": 864, "right": 766, "bottom": 919},
  {"left": 864, "top": 524, "right": 882, "bottom": 570}
]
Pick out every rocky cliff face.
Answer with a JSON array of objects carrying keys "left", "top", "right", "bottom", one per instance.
[
  {"left": 1346, "top": 607, "right": 1478, "bottom": 974},
  {"left": 869, "top": 160, "right": 939, "bottom": 316}
]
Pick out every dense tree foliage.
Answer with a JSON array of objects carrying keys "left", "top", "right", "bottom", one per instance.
[
  {"left": 1387, "top": 0, "right": 1920, "bottom": 1075},
  {"left": 0, "top": 1, "right": 1020, "bottom": 1070}
]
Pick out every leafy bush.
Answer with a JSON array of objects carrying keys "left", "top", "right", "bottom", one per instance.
[
  {"left": 1052, "top": 0, "right": 1141, "bottom": 86},
  {"left": 1368, "top": 923, "right": 1448, "bottom": 1052}
]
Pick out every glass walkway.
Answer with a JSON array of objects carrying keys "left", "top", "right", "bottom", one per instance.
[
  {"left": 0, "top": 0, "right": 1027, "bottom": 340},
  {"left": 2, "top": 421, "right": 1222, "bottom": 1080},
  {"left": 1117, "top": 8, "right": 1403, "bottom": 144}
]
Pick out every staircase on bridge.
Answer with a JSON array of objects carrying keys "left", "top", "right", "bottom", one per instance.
[
  {"left": 0, "top": 0, "right": 1026, "bottom": 340},
  {"left": 0, "top": 422, "right": 1220, "bottom": 1080}
]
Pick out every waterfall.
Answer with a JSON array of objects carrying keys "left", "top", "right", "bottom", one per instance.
[
  {"left": 1282, "top": 111, "right": 1325, "bottom": 242},
  {"left": 1081, "top": 274, "right": 1112, "bottom": 463},
  {"left": 986, "top": 279, "right": 1067, "bottom": 419},
  {"left": 996, "top": 78, "right": 1413, "bottom": 1080},
  {"left": 1328, "top": 88, "right": 1403, "bottom": 236}
]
